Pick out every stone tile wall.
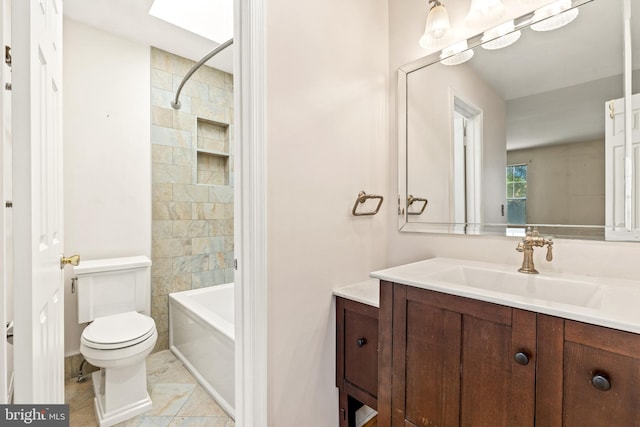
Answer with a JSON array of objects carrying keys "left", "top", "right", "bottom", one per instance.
[{"left": 150, "top": 48, "right": 234, "bottom": 351}]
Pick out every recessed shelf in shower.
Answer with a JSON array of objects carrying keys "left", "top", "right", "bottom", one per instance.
[{"left": 196, "top": 117, "right": 230, "bottom": 186}]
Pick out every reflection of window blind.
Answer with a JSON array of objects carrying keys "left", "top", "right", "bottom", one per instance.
[{"left": 506, "top": 164, "right": 527, "bottom": 224}]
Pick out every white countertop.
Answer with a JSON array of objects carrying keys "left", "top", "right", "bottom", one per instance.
[
  {"left": 370, "top": 257, "right": 640, "bottom": 334},
  {"left": 333, "top": 279, "right": 379, "bottom": 308}
]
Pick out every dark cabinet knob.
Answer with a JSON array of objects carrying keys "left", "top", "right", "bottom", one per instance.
[
  {"left": 591, "top": 373, "right": 611, "bottom": 391},
  {"left": 356, "top": 338, "right": 367, "bottom": 348},
  {"left": 514, "top": 351, "right": 529, "bottom": 366}
]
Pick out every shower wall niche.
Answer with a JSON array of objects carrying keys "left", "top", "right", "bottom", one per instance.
[
  {"left": 150, "top": 48, "right": 234, "bottom": 350},
  {"left": 196, "top": 118, "right": 230, "bottom": 186}
]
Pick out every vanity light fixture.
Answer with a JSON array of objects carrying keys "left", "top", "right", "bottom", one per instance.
[
  {"left": 466, "top": 0, "right": 505, "bottom": 27},
  {"left": 531, "top": 0, "right": 579, "bottom": 32},
  {"left": 481, "top": 20, "right": 521, "bottom": 50},
  {"left": 419, "top": 0, "right": 452, "bottom": 49},
  {"left": 440, "top": 40, "right": 474, "bottom": 66}
]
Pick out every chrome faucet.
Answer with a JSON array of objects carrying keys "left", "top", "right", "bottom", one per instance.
[{"left": 516, "top": 227, "right": 553, "bottom": 274}]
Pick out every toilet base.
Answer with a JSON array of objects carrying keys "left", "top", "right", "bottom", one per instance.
[{"left": 91, "top": 368, "right": 152, "bottom": 427}]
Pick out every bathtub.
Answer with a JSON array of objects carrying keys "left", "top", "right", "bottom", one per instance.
[{"left": 169, "top": 283, "right": 235, "bottom": 418}]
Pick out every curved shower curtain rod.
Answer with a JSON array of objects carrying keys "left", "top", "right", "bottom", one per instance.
[{"left": 171, "top": 38, "right": 234, "bottom": 110}]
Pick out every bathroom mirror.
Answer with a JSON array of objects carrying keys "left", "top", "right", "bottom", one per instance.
[{"left": 399, "top": 0, "right": 640, "bottom": 240}]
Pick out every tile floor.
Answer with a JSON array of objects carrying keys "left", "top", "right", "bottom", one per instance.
[{"left": 65, "top": 350, "right": 234, "bottom": 427}]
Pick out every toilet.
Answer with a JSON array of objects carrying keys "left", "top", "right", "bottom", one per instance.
[{"left": 74, "top": 256, "right": 157, "bottom": 427}]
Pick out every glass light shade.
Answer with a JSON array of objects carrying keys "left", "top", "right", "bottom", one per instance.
[
  {"left": 440, "top": 41, "right": 474, "bottom": 66},
  {"left": 419, "top": 32, "right": 450, "bottom": 51},
  {"left": 481, "top": 20, "right": 521, "bottom": 50},
  {"left": 531, "top": 0, "right": 579, "bottom": 32},
  {"left": 425, "top": 4, "right": 451, "bottom": 39},
  {"left": 466, "top": 0, "right": 505, "bottom": 26}
]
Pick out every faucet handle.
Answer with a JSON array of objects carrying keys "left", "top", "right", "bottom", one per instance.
[{"left": 545, "top": 239, "right": 553, "bottom": 261}]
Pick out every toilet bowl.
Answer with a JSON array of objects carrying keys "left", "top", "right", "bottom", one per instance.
[
  {"left": 81, "top": 312, "right": 158, "bottom": 427},
  {"left": 74, "top": 256, "right": 156, "bottom": 427},
  {"left": 80, "top": 311, "right": 157, "bottom": 369}
]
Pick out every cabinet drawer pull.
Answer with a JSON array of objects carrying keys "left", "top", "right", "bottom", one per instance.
[
  {"left": 514, "top": 351, "right": 530, "bottom": 366},
  {"left": 356, "top": 337, "right": 367, "bottom": 347},
  {"left": 591, "top": 373, "right": 611, "bottom": 392}
]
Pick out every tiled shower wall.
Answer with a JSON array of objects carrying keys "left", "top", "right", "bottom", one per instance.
[{"left": 150, "top": 48, "right": 234, "bottom": 350}]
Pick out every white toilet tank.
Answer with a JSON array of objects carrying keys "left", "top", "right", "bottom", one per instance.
[{"left": 74, "top": 256, "right": 152, "bottom": 323}]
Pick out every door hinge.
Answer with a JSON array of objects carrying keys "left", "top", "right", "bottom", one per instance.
[
  {"left": 5, "top": 201, "right": 12, "bottom": 208},
  {"left": 4, "top": 83, "right": 10, "bottom": 91},
  {"left": 6, "top": 321, "right": 13, "bottom": 345},
  {"left": 5, "top": 46, "right": 11, "bottom": 67},
  {"left": 234, "top": 259, "right": 238, "bottom": 270}
]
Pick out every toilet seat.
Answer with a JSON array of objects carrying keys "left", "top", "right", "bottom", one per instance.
[{"left": 82, "top": 311, "right": 156, "bottom": 350}]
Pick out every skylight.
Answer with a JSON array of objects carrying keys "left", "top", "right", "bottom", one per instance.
[{"left": 149, "top": 0, "right": 233, "bottom": 44}]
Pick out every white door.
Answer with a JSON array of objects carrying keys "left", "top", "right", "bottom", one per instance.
[
  {"left": 605, "top": 94, "right": 640, "bottom": 241},
  {"left": 11, "top": 0, "right": 64, "bottom": 403}
]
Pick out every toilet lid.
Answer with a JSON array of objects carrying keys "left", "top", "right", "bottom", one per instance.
[{"left": 81, "top": 311, "right": 156, "bottom": 350}]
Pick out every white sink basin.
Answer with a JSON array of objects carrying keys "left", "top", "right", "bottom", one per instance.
[
  {"left": 371, "top": 258, "right": 640, "bottom": 334},
  {"left": 426, "top": 266, "right": 605, "bottom": 309}
]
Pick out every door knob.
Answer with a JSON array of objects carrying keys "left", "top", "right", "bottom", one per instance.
[{"left": 60, "top": 254, "right": 80, "bottom": 269}]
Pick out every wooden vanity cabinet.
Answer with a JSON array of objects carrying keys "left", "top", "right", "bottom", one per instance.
[
  {"left": 379, "top": 281, "right": 640, "bottom": 427},
  {"left": 336, "top": 296, "right": 378, "bottom": 427},
  {"left": 379, "top": 281, "right": 536, "bottom": 427}
]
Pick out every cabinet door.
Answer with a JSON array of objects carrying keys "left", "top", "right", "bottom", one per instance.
[
  {"left": 388, "top": 285, "right": 536, "bottom": 427},
  {"left": 562, "top": 321, "right": 640, "bottom": 426},
  {"left": 336, "top": 297, "right": 379, "bottom": 409}
]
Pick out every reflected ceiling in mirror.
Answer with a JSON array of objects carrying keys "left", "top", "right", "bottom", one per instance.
[{"left": 398, "top": 0, "right": 640, "bottom": 241}]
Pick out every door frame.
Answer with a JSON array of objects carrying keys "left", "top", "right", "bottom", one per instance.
[
  {"left": 451, "top": 93, "right": 483, "bottom": 231},
  {"left": 235, "top": 0, "right": 268, "bottom": 424},
  {"left": 0, "top": 0, "right": 11, "bottom": 405}
]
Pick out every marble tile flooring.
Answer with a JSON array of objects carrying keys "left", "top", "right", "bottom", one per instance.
[{"left": 65, "top": 350, "right": 234, "bottom": 427}]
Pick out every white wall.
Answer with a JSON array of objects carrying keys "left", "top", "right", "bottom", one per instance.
[
  {"left": 63, "top": 19, "right": 151, "bottom": 355},
  {"left": 508, "top": 139, "right": 605, "bottom": 225},
  {"left": 265, "top": 0, "right": 388, "bottom": 424},
  {"left": 388, "top": 1, "right": 640, "bottom": 278}
]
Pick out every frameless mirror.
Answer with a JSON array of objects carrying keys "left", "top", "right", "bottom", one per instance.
[{"left": 399, "top": 0, "right": 640, "bottom": 240}]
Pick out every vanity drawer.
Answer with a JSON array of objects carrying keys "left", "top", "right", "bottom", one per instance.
[
  {"left": 336, "top": 297, "right": 378, "bottom": 402},
  {"left": 560, "top": 320, "right": 640, "bottom": 426}
]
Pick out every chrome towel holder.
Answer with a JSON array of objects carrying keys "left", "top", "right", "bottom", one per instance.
[{"left": 352, "top": 191, "right": 384, "bottom": 216}]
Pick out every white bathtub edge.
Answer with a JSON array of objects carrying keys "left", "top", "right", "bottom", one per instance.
[
  {"left": 169, "top": 283, "right": 235, "bottom": 340},
  {"left": 170, "top": 343, "right": 235, "bottom": 419}
]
